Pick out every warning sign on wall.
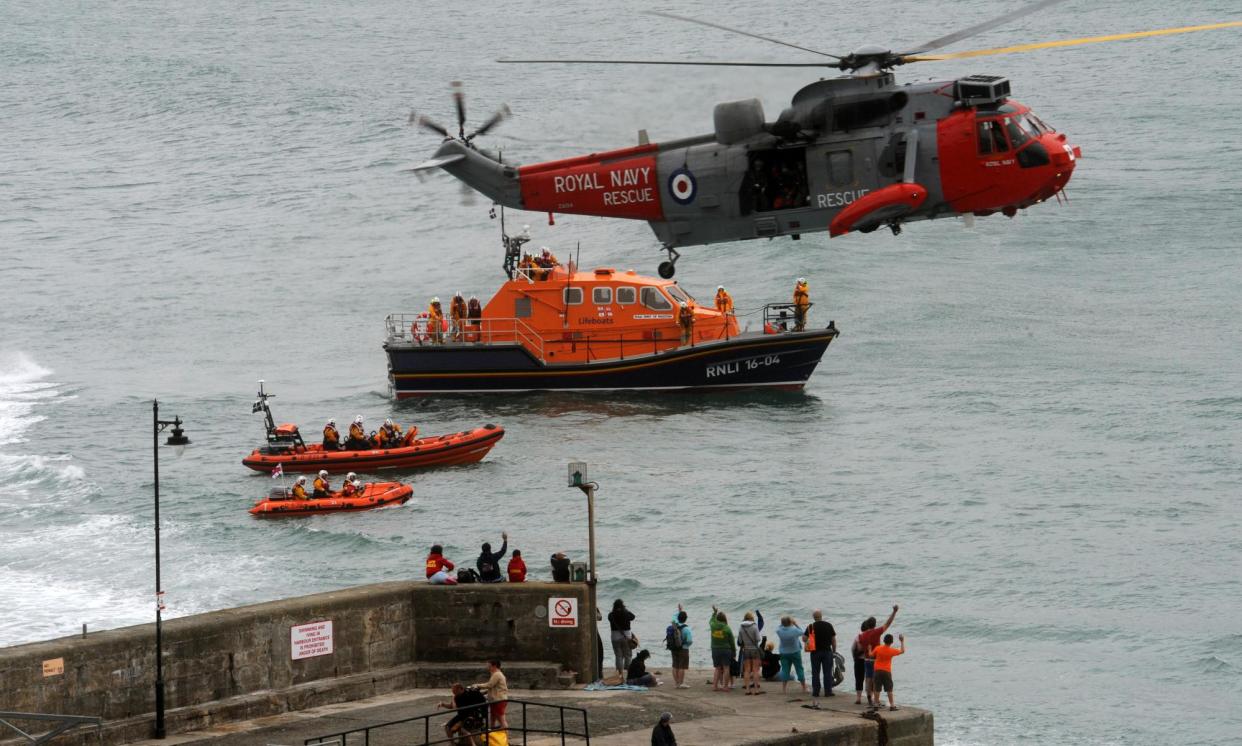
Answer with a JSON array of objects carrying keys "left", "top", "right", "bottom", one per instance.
[
  {"left": 548, "top": 597, "right": 578, "bottom": 628},
  {"left": 290, "top": 620, "right": 334, "bottom": 660}
]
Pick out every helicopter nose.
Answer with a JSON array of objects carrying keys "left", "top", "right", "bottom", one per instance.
[{"left": 1031, "top": 132, "right": 1080, "bottom": 205}]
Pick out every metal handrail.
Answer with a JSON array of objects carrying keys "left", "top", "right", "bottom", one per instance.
[
  {"left": 303, "top": 698, "right": 589, "bottom": 746},
  {"left": 0, "top": 712, "right": 103, "bottom": 745}
]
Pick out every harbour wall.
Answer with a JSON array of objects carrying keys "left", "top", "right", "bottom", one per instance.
[{"left": 0, "top": 581, "right": 593, "bottom": 744}]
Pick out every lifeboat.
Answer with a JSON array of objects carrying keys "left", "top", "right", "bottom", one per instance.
[
  {"left": 381, "top": 230, "right": 840, "bottom": 397},
  {"left": 242, "top": 383, "right": 503, "bottom": 473},
  {"left": 249, "top": 482, "right": 412, "bottom": 516}
]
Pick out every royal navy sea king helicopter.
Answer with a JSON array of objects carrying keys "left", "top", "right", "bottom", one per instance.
[{"left": 410, "top": 0, "right": 1240, "bottom": 278}]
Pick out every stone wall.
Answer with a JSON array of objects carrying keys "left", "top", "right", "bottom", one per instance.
[{"left": 0, "top": 581, "right": 593, "bottom": 744}]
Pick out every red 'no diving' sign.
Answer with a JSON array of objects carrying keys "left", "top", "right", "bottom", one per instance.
[{"left": 548, "top": 597, "right": 578, "bottom": 628}]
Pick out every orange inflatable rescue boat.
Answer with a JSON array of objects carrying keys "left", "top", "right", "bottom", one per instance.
[
  {"left": 241, "top": 383, "right": 503, "bottom": 474},
  {"left": 250, "top": 482, "right": 412, "bottom": 516}
]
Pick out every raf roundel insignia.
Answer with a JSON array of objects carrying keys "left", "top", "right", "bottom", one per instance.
[{"left": 668, "top": 167, "right": 697, "bottom": 205}]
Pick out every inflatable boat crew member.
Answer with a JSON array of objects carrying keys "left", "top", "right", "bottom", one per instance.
[
  {"left": 341, "top": 472, "right": 359, "bottom": 497},
  {"left": 347, "top": 415, "right": 368, "bottom": 450},
  {"left": 793, "top": 278, "right": 810, "bottom": 332},
  {"left": 323, "top": 419, "right": 341, "bottom": 450},
  {"left": 428, "top": 297, "right": 445, "bottom": 344},
  {"left": 377, "top": 418, "right": 402, "bottom": 448},
  {"left": 291, "top": 476, "right": 309, "bottom": 500},
  {"left": 715, "top": 285, "right": 734, "bottom": 315},
  {"left": 312, "top": 470, "right": 331, "bottom": 498}
]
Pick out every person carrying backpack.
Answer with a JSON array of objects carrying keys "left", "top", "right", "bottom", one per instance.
[{"left": 664, "top": 603, "right": 692, "bottom": 689}]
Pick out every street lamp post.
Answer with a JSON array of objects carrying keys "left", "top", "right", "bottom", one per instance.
[
  {"left": 152, "top": 400, "right": 189, "bottom": 740},
  {"left": 568, "top": 462, "right": 599, "bottom": 681}
]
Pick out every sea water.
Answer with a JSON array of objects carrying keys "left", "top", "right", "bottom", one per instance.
[{"left": 2, "top": 1, "right": 1240, "bottom": 743}]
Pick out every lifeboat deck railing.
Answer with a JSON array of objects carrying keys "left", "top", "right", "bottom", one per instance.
[{"left": 385, "top": 313, "right": 821, "bottom": 366}]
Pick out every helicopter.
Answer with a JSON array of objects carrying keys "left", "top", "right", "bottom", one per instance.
[{"left": 409, "top": 0, "right": 1241, "bottom": 278}]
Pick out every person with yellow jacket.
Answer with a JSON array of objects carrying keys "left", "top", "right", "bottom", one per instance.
[
  {"left": 322, "top": 419, "right": 341, "bottom": 450},
  {"left": 793, "top": 277, "right": 810, "bottom": 331},
  {"left": 347, "top": 415, "right": 368, "bottom": 450},
  {"left": 450, "top": 292, "right": 467, "bottom": 342},
  {"left": 427, "top": 297, "right": 445, "bottom": 344},
  {"left": 312, "top": 470, "right": 331, "bottom": 498},
  {"left": 678, "top": 301, "right": 695, "bottom": 344},
  {"left": 291, "top": 476, "right": 309, "bottom": 500},
  {"left": 714, "top": 285, "right": 734, "bottom": 316},
  {"left": 376, "top": 418, "right": 403, "bottom": 448}
]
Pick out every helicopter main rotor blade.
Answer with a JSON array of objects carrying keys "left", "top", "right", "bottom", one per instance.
[
  {"left": 645, "top": 10, "right": 841, "bottom": 59},
  {"left": 469, "top": 104, "right": 512, "bottom": 140},
  {"left": 900, "top": 0, "right": 1069, "bottom": 56},
  {"left": 452, "top": 80, "right": 467, "bottom": 138},
  {"left": 904, "top": 20, "right": 1242, "bottom": 62},
  {"left": 416, "top": 115, "right": 451, "bottom": 138},
  {"left": 497, "top": 58, "right": 833, "bottom": 67}
]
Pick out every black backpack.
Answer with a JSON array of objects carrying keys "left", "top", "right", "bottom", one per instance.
[
  {"left": 664, "top": 623, "right": 685, "bottom": 651},
  {"left": 456, "top": 568, "right": 480, "bottom": 584}
]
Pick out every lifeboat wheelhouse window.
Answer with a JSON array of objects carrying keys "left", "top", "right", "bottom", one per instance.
[
  {"left": 514, "top": 297, "right": 532, "bottom": 318},
  {"left": 564, "top": 287, "right": 583, "bottom": 305},
  {"left": 592, "top": 287, "right": 612, "bottom": 304},
  {"left": 616, "top": 286, "right": 636, "bottom": 305},
  {"left": 976, "top": 119, "right": 1009, "bottom": 155},
  {"left": 665, "top": 285, "right": 693, "bottom": 305},
  {"left": 640, "top": 287, "right": 672, "bottom": 310}
]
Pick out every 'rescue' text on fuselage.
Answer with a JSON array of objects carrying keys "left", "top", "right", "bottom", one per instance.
[{"left": 816, "top": 188, "right": 871, "bottom": 208}]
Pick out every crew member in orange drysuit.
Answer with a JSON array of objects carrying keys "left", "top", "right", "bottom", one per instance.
[{"left": 793, "top": 277, "right": 810, "bottom": 332}]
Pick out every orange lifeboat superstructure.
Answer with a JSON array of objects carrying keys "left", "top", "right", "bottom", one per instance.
[{"left": 384, "top": 258, "right": 839, "bottom": 396}]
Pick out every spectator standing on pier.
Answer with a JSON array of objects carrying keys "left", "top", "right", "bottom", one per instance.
[
  {"left": 608, "top": 599, "right": 637, "bottom": 676},
  {"left": 852, "top": 620, "right": 869, "bottom": 704},
  {"left": 858, "top": 605, "right": 899, "bottom": 708},
  {"left": 651, "top": 712, "right": 677, "bottom": 746},
  {"left": 477, "top": 660, "right": 509, "bottom": 731},
  {"left": 737, "top": 611, "right": 764, "bottom": 694},
  {"left": 665, "top": 605, "right": 692, "bottom": 689},
  {"left": 506, "top": 549, "right": 526, "bottom": 582},
  {"left": 425, "top": 544, "right": 457, "bottom": 585},
  {"left": 709, "top": 605, "right": 734, "bottom": 691},
  {"left": 550, "top": 552, "right": 571, "bottom": 582},
  {"left": 775, "top": 615, "right": 808, "bottom": 694},
  {"left": 805, "top": 609, "right": 837, "bottom": 697},
  {"left": 476, "top": 532, "right": 508, "bottom": 583},
  {"left": 872, "top": 633, "right": 906, "bottom": 711}
]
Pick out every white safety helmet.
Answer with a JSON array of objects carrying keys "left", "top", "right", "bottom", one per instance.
[
  {"left": 431, "top": 296, "right": 440, "bottom": 304},
  {"left": 295, "top": 476, "right": 307, "bottom": 484},
  {"left": 455, "top": 291, "right": 462, "bottom": 298},
  {"left": 318, "top": 470, "right": 328, "bottom": 478},
  {"left": 384, "top": 418, "right": 393, "bottom": 427},
  {"left": 680, "top": 301, "right": 688, "bottom": 308},
  {"left": 346, "top": 471, "right": 357, "bottom": 481},
  {"left": 327, "top": 418, "right": 335, "bottom": 426},
  {"left": 717, "top": 285, "right": 725, "bottom": 291},
  {"left": 354, "top": 415, "right": 364, "bottom": 425},
  {"left": 797, "top": 277, "right": 806, "bottom": 284}
]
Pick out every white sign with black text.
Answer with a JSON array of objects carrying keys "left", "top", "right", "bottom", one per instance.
[{"left": 290, "top": 620, "right": 334, "bottom": 660}]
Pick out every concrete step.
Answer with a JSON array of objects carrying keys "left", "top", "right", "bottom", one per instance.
[{"left": 413, "top": 661, "right": 575, "bottom": 690}]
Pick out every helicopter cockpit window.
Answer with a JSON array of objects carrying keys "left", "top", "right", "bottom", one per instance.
[
  {"left": 640, "top": 286, "right": 672, "bottom": 311},
  {"left": 1005, "top": 117, "right": 1032, "bottom": 149},
  {"left": 977, "top": 120, "right": 1009, "bottom": 155},
  {"left": 741, "top": 148, "right": 809, "bottom": 213}
]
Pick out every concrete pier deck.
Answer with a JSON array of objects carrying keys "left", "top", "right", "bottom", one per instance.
[{"left": 127, "top": 669, "right": 932, "bottom": 746}]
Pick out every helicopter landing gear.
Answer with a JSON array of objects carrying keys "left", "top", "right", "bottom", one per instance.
[{"left": 657, "top": 246, "right": 681, "bottom": 279}]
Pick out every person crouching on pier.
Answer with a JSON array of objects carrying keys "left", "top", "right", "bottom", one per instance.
[
  {"left": 477, "top": 660, "right": 509, "bottom": 731},
  {"left": 626, "top": 648, "right": 659, "bottom": 687},
  {"left": 438, "top": 682, "right": 486, "bottom": 742},
  {"left": 426, "top": 544, "right": 457, "bottom": 585}
]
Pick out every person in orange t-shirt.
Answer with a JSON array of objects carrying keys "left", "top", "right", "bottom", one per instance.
[
  {"left": 871, "top": 633, "right": 906, "bottom": 711},
  {"left": 507, "top": 549, "right": 527, "bottom": 582}
]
